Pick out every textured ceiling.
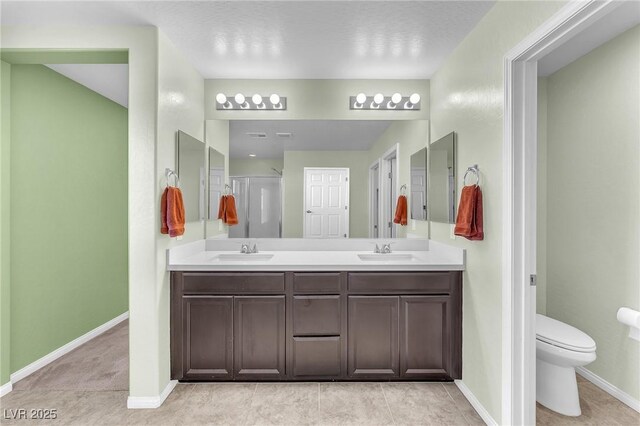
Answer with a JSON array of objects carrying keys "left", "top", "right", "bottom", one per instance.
[
  {"left": 230, "top": 120, "right": 392, "bottom": 158},
  {"left": 1, "top": 1, "right": 495, "bottom": 79}
]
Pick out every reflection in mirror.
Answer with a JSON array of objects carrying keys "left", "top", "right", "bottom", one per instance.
[
  {"left": 428, "top": 132, "right": 456, "bottom": 224},
  {"left": 225, "top": 120, "right": 429, "bottom": 238},
  {"left": 177, "top": 130, "right": 205, "bottom": 222},
  {"left": 208, "top": 146, "right": 225, "bottom": 220},
  {"left": 410, "top": 148, "right": 427, "bottom": 221}
]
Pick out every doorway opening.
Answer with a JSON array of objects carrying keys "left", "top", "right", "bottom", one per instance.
[{"left": 503, "top": 1, "right": 639, "bottom": 424}]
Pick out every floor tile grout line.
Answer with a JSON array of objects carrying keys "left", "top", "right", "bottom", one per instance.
[
  {"left": 441, "top": 383, "right": 474, "bottom": 425},
  {"left": 379, "top": 383, "right": 397, "bottom": 426}
]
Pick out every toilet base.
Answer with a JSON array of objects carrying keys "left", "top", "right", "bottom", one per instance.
[{"left": 536, "top": 358, "right": 581, "bottom": 416}]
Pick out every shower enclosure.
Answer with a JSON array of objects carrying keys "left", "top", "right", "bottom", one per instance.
[{"left": 229, "top": 176, "right": 282, "bottom": 238}]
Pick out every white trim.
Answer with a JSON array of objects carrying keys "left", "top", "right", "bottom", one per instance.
[
  {"left": 0, "top": 381, "right": 12, "bottom": 398},
  {"left": 455, "top": 380, "right": 498, "bottom": 426},
  {"left": 368, "top": 159, "right": 382, "bottom": 238},
  {"left": 576, "top": 367, "right": 640, "bottom": 413},
  {"left": 9, "top": 311, "right": 129, "bottom": 384},
  {"left": 502, "top": 1, "right": 623, "bottom": 424},
  {"left": 380, "top": 143, "right": 400, "bottom": 239},
  {"left": 127, "top": 380, "right": 177, "bottom": 409}
]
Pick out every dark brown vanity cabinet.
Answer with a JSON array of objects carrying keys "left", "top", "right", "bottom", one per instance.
[{"left": 171, "top": 270, "right": 462, "bottom": 382}]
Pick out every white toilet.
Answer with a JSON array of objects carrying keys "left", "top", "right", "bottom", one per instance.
[{"left": 536, "top": 314, "right": 597, "bottom": 416}]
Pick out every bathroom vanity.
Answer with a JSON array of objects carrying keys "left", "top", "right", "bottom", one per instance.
[{"left": 168, "top": 239, "right": 464, "bottom": 382}]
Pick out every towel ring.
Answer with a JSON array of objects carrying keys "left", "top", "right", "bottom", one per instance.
[
  {"left": 165, "top": 168, "right": 180, "bottom": 187},
  {"left": 400, "top": 184, "right": 407, "bottom": 195},
  {"left": 463, "top": 165, "right": 480, "bottom": 186},
  {"left": 224, "top": 184, "right": 232, "bottom": 195}
]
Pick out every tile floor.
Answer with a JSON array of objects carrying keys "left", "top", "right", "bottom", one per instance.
[
  {"left": 1, "top": 382, "right": 484, "bottom": 425},
  {"left": 536, "top": 374, "right": 639, "bottom": 425}
]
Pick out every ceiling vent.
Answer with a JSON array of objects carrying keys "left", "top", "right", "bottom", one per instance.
[
  {"left": 276, "top": 132, "right": 292, "bottom": 138},
  {"left": 246, "top": 132, "right": 267, "bottom": 138}
]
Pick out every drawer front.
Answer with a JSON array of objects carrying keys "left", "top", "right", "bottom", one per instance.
[
  {"left": 293, "top": 296, "right": 341, "bottom": 336},
  {"left": 293, "top": 272, "right": 342, "bottom": 294},
  {"left": 293, "top": 336, "right": 341, "bottom": 377},
  {"left": 348, "top": 272, "right": 452, "bottom": 294},
  {"left": 183, "top": 273, "right": 285, "bottom": 294}
]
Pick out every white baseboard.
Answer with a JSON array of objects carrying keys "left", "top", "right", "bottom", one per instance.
[
  {"left": 127, "top": 380, "right": 177, "bottom": 409},
  {"left": 9, "top": 311, "right": 129, "bottom": 385},
  {"left": 455, "top": 380, "right": 498, "bottom": 426},
  {"left": 0, "top": 381, "right": 12, "bottom": 398},
  {"left": 576, "top": 366, "right": 640, "bottom": 413}
]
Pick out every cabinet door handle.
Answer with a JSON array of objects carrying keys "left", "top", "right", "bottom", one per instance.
[{"left": 306, "top": 210, "right": 313, "bottom": 213}]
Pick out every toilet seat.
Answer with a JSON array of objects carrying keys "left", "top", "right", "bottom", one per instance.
[{"left": 536, "top": 314, "right": 596, "bottom": 353}]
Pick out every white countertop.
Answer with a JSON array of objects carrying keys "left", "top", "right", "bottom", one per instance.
[{"left": 166, "top": 238, "right": 465, "bottom": 272}]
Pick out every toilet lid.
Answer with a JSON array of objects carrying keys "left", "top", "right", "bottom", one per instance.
[{"left": 536, "top": 314, "right": 596, "bottom": 353}]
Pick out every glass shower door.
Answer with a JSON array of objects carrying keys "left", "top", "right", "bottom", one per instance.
[{"left": 229, "top": 176, "right": 282, "bottom": 238}]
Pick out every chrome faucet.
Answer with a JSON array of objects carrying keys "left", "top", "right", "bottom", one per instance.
[
  {"left": 240, "top": 243, "right": 258, "bottom": 254},
  {"left": 374, "top": 243, "right": 393, "bottom": 254}
]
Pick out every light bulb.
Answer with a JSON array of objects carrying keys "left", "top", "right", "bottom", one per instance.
[
  {"left": 391, "top": 93, "right": 402, "bottom": 104},
  {"left": 234, "top": 93, "right": 245, "bottom": 104},
  {"left": 409, "top": 93, "right": 421, "bottom": 104},
  {"left": 373, "top": 93, "right": 384, "bottom": 105},
  {"left": 216, "top": 93, "right": 227, "bottom": 104},
  {"left": 356, "top": 93, "right": 367, "bottom": 104},
  {"left": 269, "top": 94, "right": 280, "bottom": 105},
  {"left": 249, "top": 154, "right": 256, "bottom": 157},
  {"left": 252, "top": 94, "right": 263, "bottom": 105}
]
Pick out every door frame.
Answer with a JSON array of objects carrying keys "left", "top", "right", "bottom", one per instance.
[
  {"left": 302, "top": 167, "right": 350, "bottom": 238},
  {"left": 368, "top": 159, "right": 382, "bottom": 238},
  {"left": 502, "top": 1, "right": 621, "bottom": 424},
  {"left": 380, "top": 144, "right": 399, "bottom": 238}
]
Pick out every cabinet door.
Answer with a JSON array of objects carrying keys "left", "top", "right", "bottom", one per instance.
[
  {"left": 400, "top": 296, "right": 450, "bottom": 379},
  {"left": 234, "top": 296, "right": 286, "bottom": 379},
  {"left": 182, "top": 296, "right": 233, "bottom": 380},
  {"left": 348, "top": 296, "right": 399, "bottom": 378}
]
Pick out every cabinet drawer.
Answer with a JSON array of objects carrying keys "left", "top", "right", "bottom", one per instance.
[
  {"left": 348, "top": 272, "right": 452, "bottom": 294},
  {"left": 293, "top": 296, "right": 341, "bottom": 336},
  {"left": 183, "top": 273, "right": 285, "bottom": 294},
  {"left": 293, "top": 336, "right": 341, "bottom": 377},
  {"left": 293, "top": 272, "right": 342, "bottom": 294}
]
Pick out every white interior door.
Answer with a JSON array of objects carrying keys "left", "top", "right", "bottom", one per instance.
[
  {"left": 209, "top": 167, "right": 224, "bottom": 220},
  {"left": 304, "top": 168, "right": 349, "bottom": 238},
  {"left": 411, "top": 167, "right": 426, "bottom": 220}
]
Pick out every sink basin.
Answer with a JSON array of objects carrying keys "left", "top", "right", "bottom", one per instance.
[
  {"left": 214, "top": 253, "right": 274, "bottom": 262},
  {"left": 357, "top": 253, "right": 415, "bottom": 262}
]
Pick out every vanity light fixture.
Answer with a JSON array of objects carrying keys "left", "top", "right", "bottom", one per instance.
[
  {"left": 349, "top": 93, "right": 421, "bottom": 110},
  {"left": 215, "top": 92, "right": 287, "bottom": 110}
]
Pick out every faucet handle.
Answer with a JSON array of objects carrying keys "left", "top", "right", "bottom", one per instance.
[{"left": 251, "top": 244, "right": 258, "bottom": 253}]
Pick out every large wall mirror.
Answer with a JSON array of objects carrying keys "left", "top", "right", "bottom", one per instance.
[
  {"left": 176, "top": 130, "right": 205, "bottom": 222},
  {"left": 215, "top": 119, "right": 429, "bottom": 239},
  {"left": 410, "top": 147, "right": 427, "bottom": 221},
  {"left": 428, "top": 132, "right": 456, "bottom": 224}
]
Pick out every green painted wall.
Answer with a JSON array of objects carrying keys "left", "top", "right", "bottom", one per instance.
[
  {"left": 1, "top": 61, "right": 12, "bottom": 386},
  {"left": 428, "top": 1, "right": 567, "bottom": 421},
  {"left": 9, "top": 64, "right": 128, "bottom": 373},
  {"left": 544, "top": 26, "right": 640, "bottom": 400}
]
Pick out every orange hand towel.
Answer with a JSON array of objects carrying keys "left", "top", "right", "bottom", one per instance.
[
  {"left": 224, "top": 194, "right": 239, "bottom": 226},
  {"left": 393, "top": 195, "right": 408, "bottom": 226},
  {"left": 217, "top": 195, "right": 226, "bottom": 220},
  {"left": 454, "top": 185, "right": 484, "bottom": 240},
  {"left": 160, "top": 186, "right": 185, "bottom": 237}
]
